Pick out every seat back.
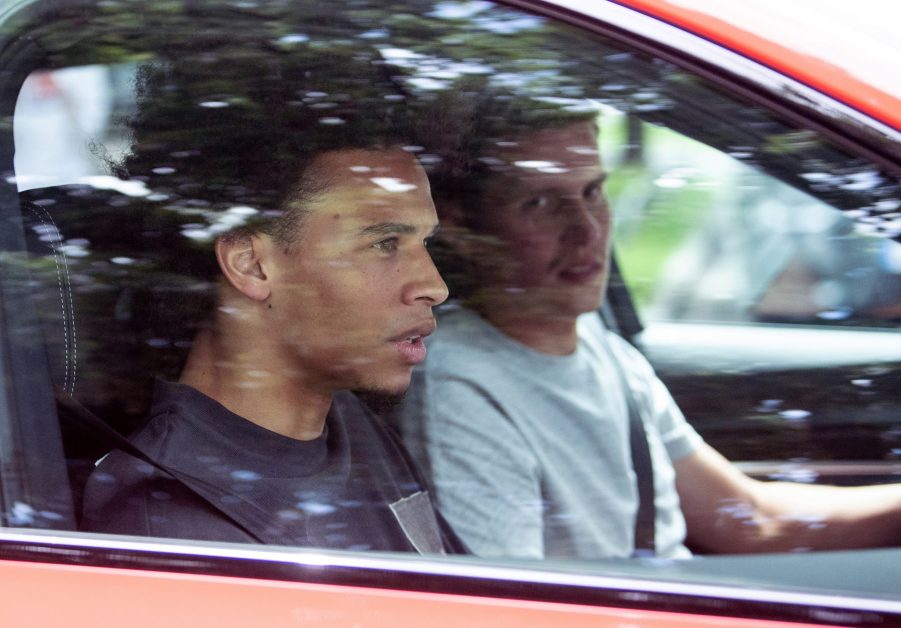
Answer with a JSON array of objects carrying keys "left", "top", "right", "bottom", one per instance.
[{"left": 19, "top": 189, "right": 180, "bottom": 523}]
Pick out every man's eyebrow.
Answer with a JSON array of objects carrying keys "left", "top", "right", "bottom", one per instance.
[{"left": 357, "top": 222, "right": 417, "bottom": 237}]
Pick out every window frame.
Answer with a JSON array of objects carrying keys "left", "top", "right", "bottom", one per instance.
[{"left": 0, "top": 0, "right": 899, "bottom": 624}]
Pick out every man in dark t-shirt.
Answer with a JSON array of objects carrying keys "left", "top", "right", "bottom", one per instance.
[
  {"left": 81, "top": 49, "right": 460, "bottom": 553},
  {"left": 85, "top": 382, "right": 452, "bottom": 551}
]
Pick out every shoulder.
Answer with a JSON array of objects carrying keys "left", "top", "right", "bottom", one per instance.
[
  {"left": 430, "top": 306, "right": 492, "bottom": 350},
  {"left": 578, "top": 313, "right": 657, "bottom": 382},
  {"left": 80, "top": 408, "right": 175, "bottom": 513},
  {"left": 80, "top": 401, "right": 183, "bottom": 528},
  {"left": 423, "top": 305, "right": 520, "bottom": 379},
  {"left": 82, "top": 459, "right": 250, "bottom": 542},
  {"left": 80, "top": 412, "right": 256, "bottom": 542}
]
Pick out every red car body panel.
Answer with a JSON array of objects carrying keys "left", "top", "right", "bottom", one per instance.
[
  {"left": 613, "top": 0, "right": 901, "bottom": 131},
  {"left": 0, "top": 559, "right": 832, "bottom": 628}
]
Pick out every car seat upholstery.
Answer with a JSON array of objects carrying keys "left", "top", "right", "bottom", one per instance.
[{"left": 19, "top": 187, "right": 177, "bottom": 525}]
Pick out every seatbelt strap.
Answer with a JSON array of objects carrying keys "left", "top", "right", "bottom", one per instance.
[
  {"left": 613, "top": 361, "right": 656, "bottom": 556},
  {"left": 56, "top": 391, "right": 267, "bottom": 543}
]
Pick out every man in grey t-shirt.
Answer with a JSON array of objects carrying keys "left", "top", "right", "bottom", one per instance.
[
  {"left": 396, "top": 97, "right": 901, "bottom": 559},
  {"left": 400, "top": 305, "right": 698, "bottom": 559}
]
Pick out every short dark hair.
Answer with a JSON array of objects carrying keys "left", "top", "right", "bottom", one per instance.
[
  {"left": 88, "top": 33, "right": 421, "bottom": 363},
  {"left": 423, "top": 84, "right": 599, "bottom": 298},
  {"left": 426, "top": 84, "right": 599, "bottom": 224},
  {"left": 122, "top": 48, "right": 414, "bottom": 250},
  {"left": 92, "top": 36, "right": 421, "bottom": 304}
]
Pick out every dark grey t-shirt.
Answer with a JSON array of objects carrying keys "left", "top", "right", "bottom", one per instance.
[{"left": 82, "top": 380, "right": 458, "bottom": 553}]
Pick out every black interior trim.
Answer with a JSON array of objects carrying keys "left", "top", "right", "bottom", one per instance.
[{"left": 603, "top": 253, "right": 643, "bottom": 343}]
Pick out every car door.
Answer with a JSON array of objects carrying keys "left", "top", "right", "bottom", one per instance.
[{"left": 0, "top": 0, "right": 899, "bottom": 626}]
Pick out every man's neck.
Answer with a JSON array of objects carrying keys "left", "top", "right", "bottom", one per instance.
[
  {"left": 475, "top": 303, "right": 580, "bottom": 356},
  {"left": 179, "top": 326, "right": 332, "bottom": 441}
]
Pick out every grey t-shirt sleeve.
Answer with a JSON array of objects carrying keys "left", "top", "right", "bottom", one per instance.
[
  {"left": 649, "top": 374, "right": 702, "bottom": 462},
  {"left": 399, "top": 370, "right": 545, "bottom": 559},
  {"left": 600, "top": 328, "right": 703, "bottom": 463}
]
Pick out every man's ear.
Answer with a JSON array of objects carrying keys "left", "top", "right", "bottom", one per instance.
[{"left": 215, "top": 231, "right": 271, "bottom": 302}]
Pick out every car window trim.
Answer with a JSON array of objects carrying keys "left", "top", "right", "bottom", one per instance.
[
  {"left": 2, "top": 529, "right": 900, "bottom": 625},
  {"left": 495, "top": 0, "right": 901, "bottom": 172}
]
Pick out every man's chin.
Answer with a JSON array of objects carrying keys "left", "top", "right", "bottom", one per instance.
[
  {"left": 351, "top": 367, "right": 412, "bottom": 403},
  {"left": 353, "top": 387, "right": 408, "bottom": 416},
  {"left": 563, "top": 286, "right": 606, "bottom": 318},
  {"left": 533, "top": 291, "right": 603, "bottom": 321}
]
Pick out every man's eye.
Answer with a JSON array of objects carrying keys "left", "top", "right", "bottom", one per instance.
[
  {"left": 584, "top": 181, "right": 603, "bottom": 202},
  {"left": 373, "top": 237, "right": 399, "bottom": 253},
  {"left": 523, "top": 195, "right": 551, "bottom": 211}
]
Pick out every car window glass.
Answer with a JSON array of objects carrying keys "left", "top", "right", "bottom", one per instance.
[
  {"left": 1, "top": 0, "right": 899, "bottom": 599},
  {"left": 599, "top": 111, "right": 901, "bottom": 466},
  {"left": 605, "top": 113, "right": 901, "bottom": 328}
]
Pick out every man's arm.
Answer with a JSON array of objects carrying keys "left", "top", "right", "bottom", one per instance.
[{"left": 675, "top": 442, "right": 901, "bottom": 553}]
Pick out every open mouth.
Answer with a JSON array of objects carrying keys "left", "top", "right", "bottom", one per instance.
[
  {"left": 390, "top": 320, "right": 436, "bottom": 365},
  {"left": 391, "top": 320, "right": 436, "bottom": 344},
  {"left": 394, "top": 335, "right": 427, "bottom": 364}
]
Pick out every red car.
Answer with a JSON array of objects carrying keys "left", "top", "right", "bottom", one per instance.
[{"left": 1, "top": 0, "right": 899, "bottom": 626}]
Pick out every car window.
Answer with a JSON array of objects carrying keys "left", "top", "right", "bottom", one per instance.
[
  {"left": 601, "top": 110, "right": 901, "bottom": 466},
  {"left": 1, "top": 0, "right": 900, "bottom": 607},
  {"left": 607, "top": 114, "right": 901, "bottom": 328}
]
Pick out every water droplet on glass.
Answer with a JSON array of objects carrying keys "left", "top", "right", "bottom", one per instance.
[
  {"left": 756, "top": 399, "right": 783, "bottom": 412},
  {"left": 371, "top": 177, "right": 416, "bottom": 192},
  {"left": 654, "top": 175, "right": 685, "bottom": 189},
  {"left": 358, "top": 29, "right": 387, "bottom": 39},
  {"left": 779, "top": 409, "right": 811, "bottom": 422},
  {"left": 278, "top": 33, "right": 309, "bottom": 44},
  {"left": 297, "top": 501, "right": 337, "bottom": 515},
  {"left": 816, "top": 308, "right": 852, "bottom": 321}
]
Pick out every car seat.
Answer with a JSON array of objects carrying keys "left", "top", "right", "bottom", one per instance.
[{"left": 18, "top": 186, "right": 184, "bottom": 526}]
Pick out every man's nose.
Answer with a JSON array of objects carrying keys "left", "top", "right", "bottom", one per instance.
[
  {"left": 404, "top": 247, "right": 449, "bottom": 307},
  {"left": 560, "top": 199, "right": 605, "bottom": 247}
]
